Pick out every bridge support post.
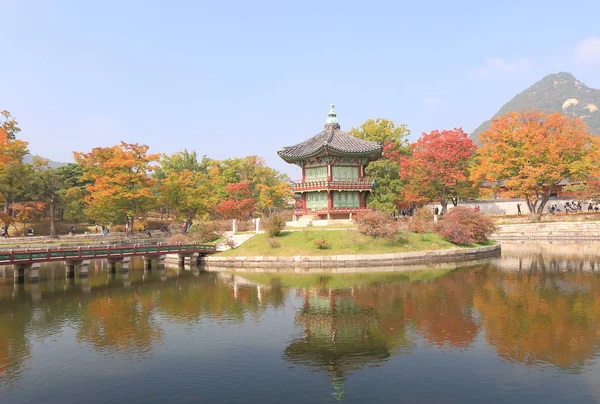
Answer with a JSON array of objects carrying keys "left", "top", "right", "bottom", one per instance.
[
  {"left": 65, "top": 260, "right": 91, "bottom": 277},
  {"left": 108, "top": 260, "right": 118, "bottom": 273},
  {"left": 66, "top": 263, "right": 76, "bottom": 278},
  {"left": 13, "top": 263, "right": 41, "bottom": 283},
  {"left": 107, "top": 257, "right": 125, "bottom": 273},
  {"left": 121, "top": 257, "right": 131, "bottom": 273},
  {"left": 157, "top": 255, "right": 166, "bottom": 268}
]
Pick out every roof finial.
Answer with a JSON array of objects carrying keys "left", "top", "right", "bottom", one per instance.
[{"left": 326, "top": 103, "right": 338, "bottom": 126}]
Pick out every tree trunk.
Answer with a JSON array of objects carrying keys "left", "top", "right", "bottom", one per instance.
[
  {"left": 525, "top": 191, "right": 552, "bottom": 222},
  {"left": 49, "top": 198, "right": 57, "bottom": 238},
  {"left": 440, "top": 199, "right": 448, "bottom": 215}
]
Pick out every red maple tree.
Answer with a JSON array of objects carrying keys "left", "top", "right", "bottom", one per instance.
[
  {"left": 215, "top": 181, "right": 255, "bottom": 219},
  {"left": 399, "top": 128, "right": 477, "bottom": 214}
]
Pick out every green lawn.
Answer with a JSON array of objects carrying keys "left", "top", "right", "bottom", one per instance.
[
  {"left": 231, "top": 268, "right": 455, "bottom": 289},
  {"left": 216, "top": 229, "right": 493, "bottom": 257}
]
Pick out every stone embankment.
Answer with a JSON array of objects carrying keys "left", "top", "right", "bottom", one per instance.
[
  {"left": 493, "top": 221, "right": 600, "bottom": 240},
  {"left": 199, "top": 244, "right": 500, "bottom": 273}
]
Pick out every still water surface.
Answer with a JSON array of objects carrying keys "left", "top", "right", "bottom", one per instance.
[{"left": 1, "top": 242, "right": 600, "bottom": 403}]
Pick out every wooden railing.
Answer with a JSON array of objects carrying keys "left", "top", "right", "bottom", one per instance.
[
  {"left": 0, "top": 243, "right": 217, "bottom": 265},
  {"left": 292, "top": 179, "right": 373, "bottom": 192}
]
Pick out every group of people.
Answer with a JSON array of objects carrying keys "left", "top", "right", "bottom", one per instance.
[
  {"left": 94, "top": 225, "right": 110, "bottom": 235},
  {"left": 0, "top": 225, "right": 9, "bottom": 238},
  {"left": 546, "top": 201, "right": 600, "bottom": 214}
]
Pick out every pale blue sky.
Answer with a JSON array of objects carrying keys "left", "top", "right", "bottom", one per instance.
[{"left": 1, "top": 0, "right": 599, "bottom": 178}]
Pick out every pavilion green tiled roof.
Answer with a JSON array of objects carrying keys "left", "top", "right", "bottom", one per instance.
[{"left": 278, "top": 105, "right": 383, "bottom": 162}]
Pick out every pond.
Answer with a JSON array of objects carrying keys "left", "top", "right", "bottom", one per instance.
[{"left": 1, "top": 242, "right": 600, "bottom": 403}]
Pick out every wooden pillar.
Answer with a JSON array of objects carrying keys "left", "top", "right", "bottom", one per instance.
[
  {"left": 327, "top": 164, "right": 332, "bottom": 181},
  {"left": 301, "top": 166, "right": 305, "bottom": 182},
  {"left": 327, "top": 190, "right": 333, "bottom": 220},
  {"left": 360, "top": 192, "right": 366, "bottom": 208}
]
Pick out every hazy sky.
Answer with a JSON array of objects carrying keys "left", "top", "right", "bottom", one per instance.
[{"left": 1, "top": 0, "right": 599, "bottom": 178}]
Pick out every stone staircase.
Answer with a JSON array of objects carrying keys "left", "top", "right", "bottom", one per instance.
[
  {"left": 286, "top": 215, "right": 315, "bottom": 228},
  {"left": 493, "top": 221, "right": 600, "bottom": 240},
  {"left": 217, "top": 232, "right": 257, "bottom": 251}
]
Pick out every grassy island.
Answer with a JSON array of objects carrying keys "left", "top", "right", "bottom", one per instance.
[{"left": 216, "top": 229, "right": 494, "bottom": 257}]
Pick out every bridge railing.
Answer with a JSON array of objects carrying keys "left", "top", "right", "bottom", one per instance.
[{"left": 0, "top": 243, "right": 217, "bottom": 265}]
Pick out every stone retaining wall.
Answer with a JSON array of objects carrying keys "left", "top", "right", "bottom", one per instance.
[
  {"left": 198, "top": 244, "right": 501, "bottom": 273},
  {"left": 493, "top": 221, "right": 600, "bottom": 240}
]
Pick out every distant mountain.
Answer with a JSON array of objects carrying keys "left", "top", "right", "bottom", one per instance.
[
  {"left": 469, "top": 72, "right": 600, "bottom": 144},
  {"left": 23, "top": 154, "right": 69, "bottom": 169}
]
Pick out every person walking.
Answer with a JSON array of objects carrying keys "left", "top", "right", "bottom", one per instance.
[{"left": 517, "top": 203, "right": 522, "bottom": 215}]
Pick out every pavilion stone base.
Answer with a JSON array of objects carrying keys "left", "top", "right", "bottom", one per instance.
[{"left": 286, "top": 218, "right": 355, "bottom": 228}]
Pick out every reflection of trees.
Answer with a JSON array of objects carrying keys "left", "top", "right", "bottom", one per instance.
[
  {"left": 473, "top": 271, "right": 600, "bottom": 371},
  {"left": 0, "top": 302, "right": 31, "bottom": 386},
  {"left": 402, "top": 270, "right": 486, "bottom": 348},
  {"left": 76, "top": 294, "right": 163, "bottom": 358},
  {"left": 155, "top": 275, "right": 288, "bottom": 323}
]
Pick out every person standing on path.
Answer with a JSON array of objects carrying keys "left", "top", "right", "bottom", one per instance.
[{"left": 517, "top": 203, "right": 522, "bottom": 215}]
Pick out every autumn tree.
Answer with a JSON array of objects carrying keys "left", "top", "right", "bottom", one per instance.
[
  {"left": 256, "top": 182, "right": 292, "bottom": 215},
  {"left": 215, "top": 181, "right": 255, "bottom": 219},
  {"left": 472, "top": 111, "right": 600, "bottom": 221},
  {"left": 74, "top": 142, "right": 159, "bottom": 232},
  {"left": 1, "top": 110, "right": 21, "bottom": 141},
  {"left": 56, "top": 163, "right": 90, "bottom": 221},
  {"left": 218, "top": 156, "right": 290, "bottom": 201},
  {"left": 22, "top": 158, "right": 65, "bottom": 237},
  {"left": 399, "top": 128, "right": 477, "bottom": 214},
  {"left": 154, "top": 150, "right": 220, "bottom": 227},
  {"left": 0, "top": 110, "right": 29, "bottom": 214},
  {"left": 349, "top": 119, "right": 410, "bottom": 214}
]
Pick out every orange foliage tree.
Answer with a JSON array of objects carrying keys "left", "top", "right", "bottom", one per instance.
[
  {"left": 0, "top": 111, "right": 29, "bottom": 213},
  {"left": 472, "top": 110, "right": 600, "bottom": 221},
  {"left": 399, "top": 128, "right": 477, "bottom": 214},
  {"left": 74, "top": 142, "right": 159, "bottom": 231}
]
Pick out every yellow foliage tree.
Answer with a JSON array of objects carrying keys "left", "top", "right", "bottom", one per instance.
[{"left": 74, "top": 142, "right": 159, "bottom": 232}]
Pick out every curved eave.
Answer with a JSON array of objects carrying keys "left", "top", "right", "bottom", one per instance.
[{"left": 278, "top": 146, "right": 382, "bottom": 163}]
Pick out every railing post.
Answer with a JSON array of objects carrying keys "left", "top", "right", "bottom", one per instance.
[
  {"left": 78, "top": 246, "right": 82, "bottom": 258},
  {"left": 134, "top": 244, "right": 137, "bottom": 254}
]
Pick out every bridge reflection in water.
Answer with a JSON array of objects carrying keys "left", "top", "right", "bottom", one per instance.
[{"left": 1, "top": 244, "right": 600, "bottom": 403}]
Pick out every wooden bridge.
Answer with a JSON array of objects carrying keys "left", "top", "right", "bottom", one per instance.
[{"left": 1, "top": 243, "right": 218, "bottom": 282}]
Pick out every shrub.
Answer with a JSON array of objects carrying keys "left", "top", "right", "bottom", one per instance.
[
  {"left": 302, "top": 228, "right": 313, "bottom": 241},
  {"left": 408, "top": 208, "right": 436, "bottom": 234},
  {"left": 188, "top": 221, "right": 222, "bottom": 243},
  {"left": 353, "top": 210, "right": 399, "bottom": 239},
  {"left": 236, "top": 220, "right": 251, "bottom": 232},
  {"left": 168, "top": 233, "right": 189, "bottom": 244},
  {"left": 267, "top": 237, "right": 281, "bottom": 248},
  {"left": 264, "top": 213, "right": 286, "bottom": 237},
  {"left": 143, "top": 220, "right": 172, "bottom": 230},
  {"left": 223, "top": 238, "right": 236, "bottom": 249},
  {"left": 313, "top": 238, "right": 330, "bottom": 249},
  {"left": 436, "top": 207, "right": 497, "bottom": 245},
  {"left": 109, "top": 224, "right": 126, "bottom": 232}
]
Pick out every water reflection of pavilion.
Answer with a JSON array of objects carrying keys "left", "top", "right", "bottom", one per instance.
[{"left": 283, "top": 288, "right": 396, "bottom": 401}]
